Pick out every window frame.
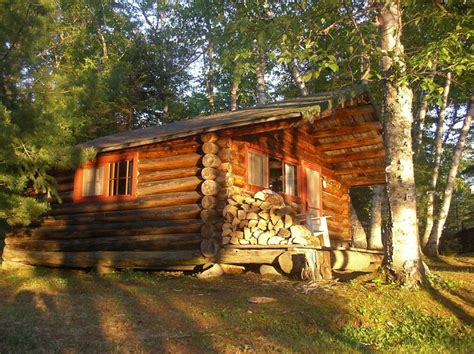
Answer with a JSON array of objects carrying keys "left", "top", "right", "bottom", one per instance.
[
  {"left": 73, "top": 151, "right": 138, "bottom": 203},
  {"left": 247, "top": 145, "right": 300, "bottom": 201}
]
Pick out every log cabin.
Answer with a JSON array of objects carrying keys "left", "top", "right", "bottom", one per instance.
[{"left": 3, "top": 85, "right": 386, "bottom": 278}]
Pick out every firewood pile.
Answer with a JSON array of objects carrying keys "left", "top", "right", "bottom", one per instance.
[{"left": 222, "top": 189, "right": 320, "bottom": 247}]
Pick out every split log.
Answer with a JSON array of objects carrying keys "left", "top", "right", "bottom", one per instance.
[
  {"left": 139, "top": 167, "right": 199, "bottom": 183},
  {"left": 139, "top": 153, "right": 201, "bottom": 172},
  {"left": 5, "top": 233, "right": 202, "bottom": 252},
  {"left": 138, "top": 176, "right": 201, "bottom": 196},
  {"left": 3, "top": 247, "right": 208, "bottom": 269}
]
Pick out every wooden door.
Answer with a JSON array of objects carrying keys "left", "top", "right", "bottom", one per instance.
[{"left": 304, "top": 165, "right": 322, "bottom": 216}]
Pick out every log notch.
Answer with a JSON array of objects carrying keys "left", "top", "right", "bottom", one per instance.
[{"left": 198, "top": 132, "right": 229, "bottom": 258}]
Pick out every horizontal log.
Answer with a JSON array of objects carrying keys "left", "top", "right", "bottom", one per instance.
[
  {"left": 334, "top": 166, "right": 385, "bottom": 176},
  {"left": 202, "top": 154, "right": 221, "bottom": 168},
  {"left": 219, "top": 116, "right": 301, "bottom": 137},
  {"left": 3, "top": 248, "right": 208, "bottom": 269},
  {"left": 138, "top": 176, "right": 201, "bottom": 196},
  {"left": 318, "top": 136, "right": 383, "bottom": 152},
  {"left": 139, "top": 153, "right": 201, "bottom": 172},
  {"left": 325, "top": 149, "right": 385, "bottom": 164},
  {"left": 311, "top": 121, "right": 381, "bottom": 138},
  {"left": 201, "top": 179, "right": 220, "bottom": 196},
  {"left": 216, "top": 248, "right": 285, "bottom": 264},
  {"left": 138, "top": 167, "right": 199, "bottom": 183},
  {"left": 51, "top": 192, "right": 201, "bottom": 216},
  {"left": 202, "top": 142, "right": 219, "bottom": 154},
  {"left": 341, "top": 174, "right": 386, "bottom": 186},
  {"left": 216, "top": 137, "right": 232, "bottom": 148},
  {"left": 200, "top": 132, "right": 219, "bottom": 143},
  {"left": 139, "top": 143, "right": 199, "bottom": 159},
  {"left": 51, "top": 173, "right": 74, "bottom": 185},
  {"left": 5, "top": 233, "right": 203, "bottom": 252},
  {"left": 201, "top": 195, "right": 218, "bottom": 209},
  {"left": 201, "top": 167, "right": 219, "bottom": 180},
  {"left": 43, "top": 204, "right": 202, "bottom": 226},
  {"left": 56, "top": 182, "right": 74, "bottom": 193},
  {"left": 16, "top": 219, "right": 202, "bottom": 240}
]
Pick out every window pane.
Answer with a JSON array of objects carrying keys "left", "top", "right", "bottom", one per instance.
[
  {"left": 82, "top": 166, "right": 104, "bottom": 196},
  {"left": 306, "top": 167, "right": 321, "bottom": 215},
  {"left": 127, "top": 161, "right": 134, "bottom": 194},
  {"left": 268, "top": 157, "right": 283, "bottom": 193},
  {"left": 249, "top": 152, "right": 266, "bottom": 187},
  {"left": 285, "top": 163, "right": 297, "bottom": 196},
  {"left": 108, "top": 160, "right": 133, "bottom": 196}
]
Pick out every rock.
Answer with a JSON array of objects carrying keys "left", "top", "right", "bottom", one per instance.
[
  {"left": 197, "top": 264, "right": 223, "bottom": 279},
  {"left": 248, "top": 296, "right": 277, "bottom": 304}
]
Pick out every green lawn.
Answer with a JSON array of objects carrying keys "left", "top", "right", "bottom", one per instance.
[{"left": 0, "top": 256, "right": 472, "bottom": 353}]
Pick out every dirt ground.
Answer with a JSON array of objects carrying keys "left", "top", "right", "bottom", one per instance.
[{"left": 0, "top": 256, "right": 472, "bottom": 353}]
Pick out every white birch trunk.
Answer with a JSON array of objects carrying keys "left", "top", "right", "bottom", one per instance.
[
  {"left": 351, "top": 204, "right": 367, "bottom": 249},
  {"left": 422, "top": 72, "right": 452, "bottom": 247},
  {"left": 377, "top": 1, "right": 425, "bottom": 287},
  {"left": 426, "top": 96, "right": 473, "bottom": 257},
  {"left": 289, "top": 58, "right": 309, "bottom": 96},
  {"left": 368, "top": 185, "right": 384, "bottom": 250},
  {"left": 230, "top": 80, "right": 239, "bottom": 111},
  {"left": 205, "top": 44, "right": 215, "bottom": 114},
  {"left": 256, "top": 56, "right": 266, "bottom": 105}
]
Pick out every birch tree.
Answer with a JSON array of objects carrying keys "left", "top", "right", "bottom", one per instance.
[
  {"left": 421, "top": 72, "right": 452, "bottom": 246},
  {"left": 375, "top": 1, "right": 425, "bottom": 287},
  {"left": 426, "top": 97, "right": 473, "bottom": 257}
]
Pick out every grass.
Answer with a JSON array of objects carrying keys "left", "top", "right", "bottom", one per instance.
[{"left": 0, "top": 256, "right": 472, "bottom": 353}]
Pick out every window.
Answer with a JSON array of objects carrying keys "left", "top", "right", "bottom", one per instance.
[
  {"left": 108, "top": 160, "right": 134, "bottom": 196},
  {"left": 248, "top": 151, "right": 267, "bottom": 187},
  {"left": 82, "top": 166, "right": 104, "bottom": 197},
  {"left": 248, "top": 151, "right": 298, "bottom": 196},
  {"left": 74, "top": 153, "right": 137, "bottom": 202}
]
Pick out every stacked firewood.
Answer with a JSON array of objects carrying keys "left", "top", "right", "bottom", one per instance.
[{"left": 222, "top": 189, "right": 320, "bottom": 247}]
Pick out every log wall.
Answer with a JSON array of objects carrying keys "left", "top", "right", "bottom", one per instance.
[
  {"left": 4, "top": 137, "right": 210, "bottom": 270},
  {"left": 231, "top": 128, "right": 351, "bottom": 242},
  {"left": 3, "top": 125, "right": 352, "bottom": 271}
]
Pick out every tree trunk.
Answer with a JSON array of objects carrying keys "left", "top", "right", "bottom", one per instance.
[
  {"left": 230, "top": 80, "right": 239, "bottom": 111},
  {"left": 422, "top": 72, "right": 452, "bottom": 247},
  {"left": 351, "top": 203, "right": 367, "bottom": 249},
  {"left": 256, "top": 55, "right": 266, "bottom": 105},
  {"left": 426, "top": 96, "right": 473, "bottom": 258},
  {"left": 376, "top": 2, "right": 425, "bottom": 288},
  {"left": 288, "top": 58, "right": 308, "bottom": 96},
  {"left": 205, "top": 44, "right": 215, "bottom": 114},
  {"left": 413, "top": 66, "right": 436, "bottom": 157},
  {"left": 368, "top": 185, "right": 384, "bottom": 250}
]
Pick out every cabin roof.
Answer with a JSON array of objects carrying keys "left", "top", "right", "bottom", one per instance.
[{"left": 83, "top": 85, "right": 375, "bottom": 153}]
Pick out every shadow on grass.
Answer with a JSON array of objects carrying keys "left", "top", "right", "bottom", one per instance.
[{"left": 0, "top": 267, "right": 367, "bottom": 352}]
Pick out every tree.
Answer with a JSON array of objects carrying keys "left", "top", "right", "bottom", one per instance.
[
  {"left": 375, "top": 1, "right": 426, "bottom": 287},
  {"left": 426, "top": 96, "right": 473, "bottom": 257}
]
